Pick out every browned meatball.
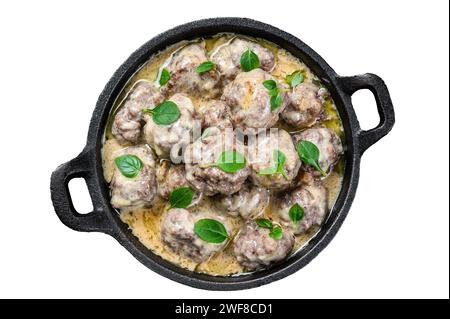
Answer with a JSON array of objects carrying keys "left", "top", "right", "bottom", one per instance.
[
  {"left": 215, "top": 183, "right": 270, "bottom": 220},
  {"left": 275, "top": 184, "right": 328, "bottom": 234},
  {"left": 161, "top": 43, "right": 221, "bottom": 98},
  {"left": 112, "top": 81, "right": 163, "bottom": 144},
  {"left": 184, "top": 131, "right": 250, "bottom": 196},
  {"left": 248, "top": 129, "right": 301, "bottom": 189},
  {"left": 233, "top": 221, "right": 295, "bottom": 270},
  {"left": 282, "top": 82, "right": 325, "bottom": 128},
  {"left": 293, "top": 127, "right": 343, "bottom": 177},
  {"left": 222, "top": 69, "right": 288, "bottom": 132},
  {"left": 110, "top": 145, "right": 157, "bottom": 209},
  {"left": 156, "top": 161, "right": 189, "bottom": 199},
  {"left": 161, "top": 208, "right": 230, "bottom": 262},
  {"left": 210, "top": 37, "right": 275, "bottom": 82},
  {"left": 143, "top": 93, "right": 200, "bottom": 159},
  {"left": 198, "top": 100, "right": 233, "bottom": 132}
]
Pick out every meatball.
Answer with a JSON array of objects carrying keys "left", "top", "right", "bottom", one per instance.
[
  {"left": 281, "top": 82, "right": 324, "bottom": 128},
  {"left": 162, "top": 43, "right": 220, "bottom": 98},
  {"left": 156, "top": 161, "right": 189, "bottom": 199},
  {"left": 161, "top": 208, "right": 229, "bottom": 262},
  {"left": 234, "top": 221, "right": 295, "bottom": 270},
  {"left": 143, "top": 93, "right": 200, "bottom": 158},
  {"left": 184, "top": 131, "right": 250, "bottom": 196},
  {"left": 110, "top": 145, "right": 157, "bottom": 209},
  {"left": 222, "top": 69, "right": 288, "bottom": 131},
  {"left": 275, "top": 184, "right": 328, "bottom": 234},
  {"left": 210, "top": 37, "right": 275, "bottom": 82},
  {"left": 215, "top": 183, "right": 270, "bottom": 220},
  {"left": 248, "top": 129, "right": 301, "bottom": 189},
  {"left": 198, "top": 100, "right": 233, "bottom": 132},
  {"left": 112, "top": 81, "right": 163, "bottom": 144},
  {"left": 293, "top": 127, "right": 343, "bottom": 176}
]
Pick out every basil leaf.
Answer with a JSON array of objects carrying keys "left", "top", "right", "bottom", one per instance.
[
  {"left": 269, "top": 88, "right": 279, "bottom": 96},
  {"left": 262, "top": 79, "right": 283, "bottom": 110},
  {"left": 263, "top": 80, "right": 277, "bottom": 91},
  {"left": 286, "top": 70, "right": 305, "bottom": 88},
  {"left": 257, "top": 166, "right": 278, "bottom": 175},
  {"left": 169, "top": 187, "right": 194, "bottom": 208},
  {"left": 159, "top": 68, "right": 170, "bottom": 86},
  {"left": 143, "top": 101, "right": 180, "bottom": 125},
  {"left": 256, "top": 218, "right": 273, "bottom": 230},
  {"left": 274, "top": 149, "right": 289, "bottom": 179},
  {"left": 114, "top": 154, "right": 143, "bottom": 178},
  {"left": 216, "top": 150, "right": 246, "bottom": 173},
  {"left": 291, "top": 72, "right": 304, "bottom": 87},
  {"left": 289, "top": 203, "right": 304, "bottom": 224},
  {"left": 297, "top": 140, "right": 326, "bottom": 176},
  {"left": 270, "top": 94, "right": 283, "bottom": 110},
  {"left": 194, "top": 219, "right": 229, "bottom": 243},
  {"left": 240, "top": 48, "right": 260, "bottom": 72},
  {"left": 258, "top": 150, "right": 289, "bottom": 179},
  {"left": 202, "top": 150, "right": 246, "bottom": 173},
  {"left": 269, "top": 226, "right": 283, "bottom": 240},
  {"left": 274, "top": 149, "right": 286, "bottom": 171},
  {"left": 196, "top": 61, "right": 215, "bottom": 74}
]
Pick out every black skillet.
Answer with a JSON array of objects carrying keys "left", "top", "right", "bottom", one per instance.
[{"left": 50, "top": 18, "right": 395, "bottom": 290}]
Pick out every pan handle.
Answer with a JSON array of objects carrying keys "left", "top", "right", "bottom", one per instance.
[
  {"left": 50, "top": 148, "right": 113, "bottom": 234},
  {"left": 338, "top": 73, "right": 395, "bottom": 154}
]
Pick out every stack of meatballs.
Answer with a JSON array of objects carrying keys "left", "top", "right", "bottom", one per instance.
[{"left": 109, "top": 37, "right": 344, "bottom": 271}]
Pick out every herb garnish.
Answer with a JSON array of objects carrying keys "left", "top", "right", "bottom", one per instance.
[
  {"left": 114, "top": 154, "right": 143, "bottom": 178},
  {"left": 159, "top": 68, "right": 170, "bottom": 86},
  {"left": 297, "top": 140, "right": 326, "bottom": 176},
  {"left": 169, "top": 187, "right": 194, "bottom": 208},
  {"left": 196, "top": 61, "right": 215, "bottom": 74},
  {"left": 194, "top": 219, "right": 229, "bottom": 243},
  {"left": 201, "top": 150, "right": 246, "bottom": 173},
  {"left": 255, "top": 218, "right": 283, "bottom": 240},
  {"left": 288, "top": 203, "right": 304, "bottom": 224},
  {"left": 240, "top": 48, "right": 260, "bottom": 72},
  {"left": 143, "top": 101, "right": 180, "bottom": 125},
  {"left": 258, "top": 150, "right": 289, "bottom": 179}
]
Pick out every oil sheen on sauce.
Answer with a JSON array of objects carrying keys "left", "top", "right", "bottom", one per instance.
[{"left": 102, "top": 33, "right": 345, "bottom": 276}]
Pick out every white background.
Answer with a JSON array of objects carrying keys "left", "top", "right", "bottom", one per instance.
[{"left": 0, "top": 0, "right": 448, "bottom": 299}]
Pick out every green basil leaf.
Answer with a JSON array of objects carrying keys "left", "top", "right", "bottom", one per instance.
[
  {"left": 269, "top": 226, "right": 283, "bottom": 240},
  {"left": 263, "top": 80, "right": 277, "bottom": 91},
  {"left": 215, "top": 150, "right": 246, "bottom": 173},
  {"left": 240, "top": 48, "right": 260, "bottom": 72},
  {"left": 194, "top": 219, "right": 229, "bottom": 243},
  {"left": 297, "top": 140, "right": 326, "bottom": 176},
  {"left": 143, "top": 101, "right": 180, "bottom": 125},
  {"left": 274, "top": 149, "right": 289, "bottom": 180},
  {"left": 291, "top": 72, "right": 304, "bottom": 87},
  {"left": 269, "top": 87, "right": 279, "bottom": 96},
  {"left": 196, "top": 61, "right": 215, "bottom": 74},
  {"left": 270, "top": 94, "right": 283, "bottom": 110},
  {"left": 288, "top": 203, "right": 304, "bottom": 224},
  {"left": 263, "top": 79, "right": 282, "bottom": 109},
  {"left": 169, "top": 187, "right": 194, "bottom": 208},
  {"left": 286, "top": 70, "right": 305, "bottom": 88},
  {"left": 274, "top": 149, "right": 286, "bottom": 168},
  {"left": 258, "top": 149, "right": 289, "bottom": 179},
  {"left": 159, "top": 68, "right": 170, "bottom": 86},
  {"left": 257, "top": 166, "right": 278, "bottom": 175},
  {"left": 256, "top": 218, "right": 273, "bottom": 230},
  {"left": 114, "top": 154, "right": 143, "bottom": 178}
]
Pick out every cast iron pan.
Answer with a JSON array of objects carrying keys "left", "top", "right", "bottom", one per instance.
[{"left": 50, "top": 18, "right": 395, "bottom": 290}]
